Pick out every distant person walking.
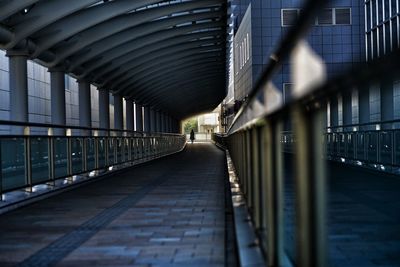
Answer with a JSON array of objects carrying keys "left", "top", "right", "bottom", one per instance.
[{"left": 190, "top": 129, "right": 195, "bottom": 144}]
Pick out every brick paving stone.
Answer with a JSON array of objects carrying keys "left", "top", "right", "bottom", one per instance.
[{"left": 0, "top": 143, "right": 227, "bottom": 266}]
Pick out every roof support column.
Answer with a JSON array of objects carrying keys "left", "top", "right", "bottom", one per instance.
[
  {"left": 150, "top": 108, "right": 156, "bottom": 133},
  {"left": 78, "top": 80, "right": 92, "bottom": 130},
  {"left": 99, "top": 88, "right": 110, "bottom": 134},
  {"left": 135, "top": 103, "right": 143, "bottom": 132},
  {"left": 113, "top": 94, "right": 123, "bottom": 135},
  {"left": 125, "top": 98, "right": 134, "bottom": 132},
  {"left": 381, "top": 78, "right": 394, "bottom": 129},
  {"left": 156, "top": 111, "right": 161, "bottom": 132},
  {"left": 143, "top": 106, "right": 151, "bottom": 133},
  {"left": 161, "top": 113, "right": 165, "bottom": 133},
  {"left": 167, "top": 116, "right": 172, "bottom": 133},
  {"left": 7, "top": 50, "right": 29, "bottom": 135},
  {"left": 49, "top": 68, "right": 66, "bottom": 135},
  {"left": 359, "top": 87, "right": 370, "bottom": 130}
]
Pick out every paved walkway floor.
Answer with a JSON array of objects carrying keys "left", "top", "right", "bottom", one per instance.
[{"left": 0, "top": 143, "right": 227, "bottom": 267}]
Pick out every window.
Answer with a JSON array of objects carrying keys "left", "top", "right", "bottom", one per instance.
[
  {"left": 335, "top": 8, "right": 351, "bottom": 25},
  {"left": 282, "top": 9, "right": 300, "bottom": 26},
  {"left": 317, "top": 8, "right": 333, "bottom": 25}
]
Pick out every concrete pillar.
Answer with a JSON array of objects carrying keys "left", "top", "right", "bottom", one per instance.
[
  {"left": 168, "top": 116, "right": 172, "bottom": 133},
  {"left": 342, "top": 91, "right": 352, "bottom": 129},
  {"left": 135, "top": 103, "right": 143, "bottom": 132},
  {"left": 78, "top": 80, "right": 91, "bottom": 128},
  {"left": 7, "top": 51, "right": 28, "bottom": 134},
  {"left": 156, "top": 111, "right": 161, "bottom": 132},
  {"left": 49, "top": 68, "right": 66, "bottom": 135},
  {"left": 113, "top": 94, "right": 123, "bottom": 131},
  {"left": 150, "top": 108, "right": 156, "bottom": 132},
  {"left": 161, "top": 113, "right": 165, "bottom": 132},
  {"left": 125, "top": 98, "right": 134, "bottom": 131},
  {"left": 381, "top": 78, "right": 394, "bottom": 129},
  {"left": 359, "top": 87, "right": 370, "bottom": 129},
  {"left": 329, "top": 96, "right": 339, "bottom": 128},
  {"left": 143, "top": 106, "right": 151, "bottom": 132},
  {"left": 99, "top": 88, "right": 110, "bottom": 131}
]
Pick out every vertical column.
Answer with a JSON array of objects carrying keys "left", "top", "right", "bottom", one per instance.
[
  {"left": 329, "top": 96, "right": 339, "bottom": 129},
  {"left": 381, "top": 78, "right": 394, "bottom": 129},
  {"left": 135, "top": 103, "right": 143, "bottom": 132},
  {"left": 125, "top": 98, "right": 134, "bottom": 131},
  {"left": 358, "top": 87, "right": 370, "bottom": 129},
  {"left": 49, "top": 68, "right": 66, "bottom": 135},
  {"left": 78, "top": 80, "right": 92, "bottom": 128},
  {"left": 168, "top": 116, "right": 172, "bottom": 133},
  {"left": 113, "top": 94, "right": 123, "bottom": 131},
  {"left": 161, "top": 113, "right": 165, "bottom": 132},
  {"left": 150, "top": 108, "right": 156, "bottom": 132},
  {"left": 156, "top": 111, "right": 161, "bottom": 132},
  {"left": 143, "top": 105, "right": 151, "bottom": 132},
  {"left": 7, "top": 50, "right": 29, "bottom": 134},
  {"left": 342, "top": 91, "right": 352, "bottom": 129},
  {"left": 98, "top": 88, "right": 110, "bottom": 132}
]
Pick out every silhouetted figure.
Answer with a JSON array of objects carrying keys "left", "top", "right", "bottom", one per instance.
[{"left": 190, "top": 129, "right": 195, "bottom": 144}]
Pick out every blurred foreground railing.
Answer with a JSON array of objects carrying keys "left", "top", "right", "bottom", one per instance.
[
  {"left": 0, "top": 120, "right": 186, "bottom": 199},
  {"left": 213, "top": 0, "right": 400, "bottom": 266}
]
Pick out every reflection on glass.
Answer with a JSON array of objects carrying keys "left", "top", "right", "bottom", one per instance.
[
  {"left": 31, "top": 137, "right": 49, "bottom": 184},
  {"left": 98, "top": 138, "right": 106, "bottom": 168},
  {"left": 54, "top": 138, "right": 68, "bottom": 178},
  {"left": 1, "top": 138, "right": 26, "bottom": 191},
  {"left": 124, "top": 138, "right": 129, "bottom": 162},
  {"left": 71, "top": 138, "right": 83, "bottom": 174},
  {"left": 108, "top": 138, "right": 115, "bottom": 165},
  {"left": 86, "top": 138, "right": 96, "bottom": 170},
  {"left": 284, "top": 154, "right": 296, "bottom": 264},
  {"left": 116, "top": 138, "right": 122, "bottom": 163}
]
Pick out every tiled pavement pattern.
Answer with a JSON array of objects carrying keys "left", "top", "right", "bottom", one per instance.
[
  {"left": 284, "top": 156, "right": 400, "bottom": 267},
  {"left": 0, "top": 143, "right": 227, "bottom": 267}
]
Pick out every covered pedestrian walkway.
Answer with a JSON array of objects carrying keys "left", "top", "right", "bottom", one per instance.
[{"left": 0, "top": 143, "right": 230, "bottom": 267}]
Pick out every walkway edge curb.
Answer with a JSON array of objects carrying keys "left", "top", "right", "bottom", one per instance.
[{"left": 224, "top": 149, "right": 266, "bottom": 267}]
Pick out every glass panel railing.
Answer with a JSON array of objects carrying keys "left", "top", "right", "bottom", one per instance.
[
  {"left": 31, "top": 137, "right": 49, "bottom": 184},
  {"left": 379, "top": 131, "right": 393, "bottom": 165},
  {"left": 54, "top": 137, "right": 68, "bottom": 178},
  {"left": 108, "top": 138, "right": 115, "bottom": 165},
  {"left": 124, "top": 138, "right": 129, "bottom": 162},
  {"left": 71, "top": 138, "right": 83, "bottom": 174},
  {"left": 86, "top": 138, "right": 96, "bottom": 171},
  {"left": 1, "top": 138, "right": 26, "bottom": 191},
  {"left": 98, "top": 138, "right": 106, "bottom": 168}
]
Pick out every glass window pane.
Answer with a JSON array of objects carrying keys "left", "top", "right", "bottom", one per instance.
[
  {"left": 317, "top": 8, "right": 333, "bottom": 25},
  {"left": 335, "top": 8, "right": 351, "bottom": 25},
  {"left": 282, "top": 9, "right": 298, "bottom": 26}
]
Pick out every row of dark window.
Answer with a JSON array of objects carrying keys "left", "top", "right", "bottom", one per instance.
[{"left": 282, "top": 8, "right": 351, "bottom": 27}]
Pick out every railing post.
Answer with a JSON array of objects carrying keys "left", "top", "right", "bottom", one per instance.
[
  {"left": 95, "top": 138, "right": 99, "bottom": 170},
  {"left": 293, "top": 104, "right": 327, "bottom": 267},
  {"left": 0, "top": 140, "right": 2, "bottom": 201},
  {"left": 48, "top": 137, "right": 55, "bottom": 185},
  {"left": 262, "top": 120, "right": 284, "bottom": 266},
  {"left": 67, "top": 137, "right": 73, "bottom": 177},
  {"left": 24, "top": 137, "right": 32, "bottom": 192}
]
